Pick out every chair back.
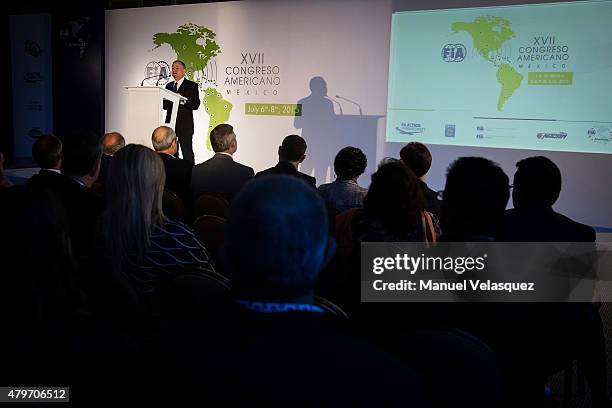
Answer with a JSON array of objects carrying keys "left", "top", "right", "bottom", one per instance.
[
  {"left": 314, "top": 295, "right": 349, "bottom": 320},
  {"left": 388, "top": 326, "right": 506, "bottom": 408},
  {"left": 194, "top": 193, "right": 229, "bottom": 219},
  {"left": 163, "top": 189, "right": 187, "bottom": 223},
  {"left": 193, "top": 215, "right": 226, "bottom": 267},
  {"left": 165, "top": 267, "right": 231, "bottom": 331}
]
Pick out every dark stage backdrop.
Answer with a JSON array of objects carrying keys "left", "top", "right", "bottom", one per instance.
[{"left": 52, "top": 9, "right": 105, "bottom": 140}]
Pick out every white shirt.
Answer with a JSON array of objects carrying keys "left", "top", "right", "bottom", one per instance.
[{"left": 173, "top": 77, "right": 185, "bottom": 91}]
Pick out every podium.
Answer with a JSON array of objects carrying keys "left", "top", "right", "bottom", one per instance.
[{"left": 124, "top": 86, "right": 187, "bottom": 148}]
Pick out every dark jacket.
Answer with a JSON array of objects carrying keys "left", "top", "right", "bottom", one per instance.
[
  {"left": 191, "top": 153, "right": 254, "bottom": 201},
  {"left": 159, "top": 153, "right": 193, "bottom": 208},
  {"left": 497, "top": 206, "right": 595, "bottom": 242},
  {"left": 256, "top": 161, "right": 316, "bottom": 188},
  {"left": 164, "top": 78, "right": 201, "bottom": 136}
]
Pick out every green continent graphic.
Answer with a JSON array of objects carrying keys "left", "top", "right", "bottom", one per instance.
[
  {"left": 452, "top": 16, "right": 515, "bottom": 61},
  {"left": 153, "top": 23, "right": 220, "bottom": 78},
  {"left": 452, "top": 16, "right": 522, "bottom": 111},
  {"left": 204, "top": 88, "right": 233, "bottom": 150},
  {"left": 153, "top": 24, "right": 233, "bottom": 150},
  {"left": 496, "top": 64, "right": 523, "bottom": 111}
]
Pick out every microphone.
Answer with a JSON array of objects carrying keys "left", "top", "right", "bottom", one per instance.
[
  {"left": 140, "top": 74, "right": 165, "bottom": 86},
  {"left": 326, "top": 96, "right": 343, "bottom": 115},
  {"left": 156, "top": 75, "right": 172, "bottom": 86},
  {"left": 336, "top": 95, "right": 362, "bottom": 115}
]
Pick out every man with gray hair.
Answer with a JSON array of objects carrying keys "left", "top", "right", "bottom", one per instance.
[
  {"left": 191, "top": 123, "right": 254, "bottom": 201},
  {"left": 99, "top": 131, "right": 125, "bottom": 185},
  {"left": 152, "top": 125, "right": 193, "bottom": 213}
]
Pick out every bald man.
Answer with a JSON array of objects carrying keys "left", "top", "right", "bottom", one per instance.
[
  {"left": 152, "top": 125, "right": 193, "bottom": 218},
  {"left": 98, "top": 132, "right": 125, "bottom": 185}
]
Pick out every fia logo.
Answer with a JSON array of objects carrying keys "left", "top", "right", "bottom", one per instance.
[{"left": 442, "top": 44, "right": 466, "bottom": 62}]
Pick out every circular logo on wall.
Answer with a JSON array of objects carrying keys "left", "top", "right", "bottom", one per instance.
[
  {"left": 143, "top": 61, "right": 171, "bottom": 86},
  {"left": 24, "top": 40, "right": 42, "bottom": 57}
]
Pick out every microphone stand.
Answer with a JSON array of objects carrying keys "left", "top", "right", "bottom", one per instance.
[
  {"left": 326, "top": 96, "right": 343, "bottom": 115},
  {"left": 336, "top": 95, "right": 362, "bottom": 115}
]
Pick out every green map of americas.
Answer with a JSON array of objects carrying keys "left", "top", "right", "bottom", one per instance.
[
  {"left": 204, "top": 88, "right": 233, "bottom": 149},
  {"left": 452, "top": 16, "right": 524, "bottom": 111},
  {"left": 153, "top": 23, "right": 233, "bottom": 150}
]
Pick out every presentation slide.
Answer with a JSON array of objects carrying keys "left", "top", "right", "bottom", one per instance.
[{"left": 386, "top": 0, "right": 612, "bottom": 154}]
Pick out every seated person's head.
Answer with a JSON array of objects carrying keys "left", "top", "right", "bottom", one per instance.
[
  {"left": 334, "top": 146, "right": 367, "bottom": 181},
  {"left": 512, "top": 156, "right": 561, "bottom": 209},
  {"left": 364, "top": 160, "right": 425, "bottom": 233},
  {"left": 210, "top": 124, "right": 237, "bottom": 154},
  {"left": 279, "top": 134, "right": 307, "bottom": 163},
  {"left": 441, "top": 157, "right": 509, "bottom": 238},
  {"left": 61, "top": 130, "right": 102, "bottom": 183},
  {"left": 223, "top": 175, "right": 334, "bottom": 302},
  {"left": 32, "top": 134, "right": 62, "bottom": 170},
  {"left": 400, "top": 142, "right": 432, "bottom": 179},
  {"left": 152, "top": 126, "right": 177, "bottom": 154},
  {"left": 102, "top": 132, "right": 125, "bottom": 156}
]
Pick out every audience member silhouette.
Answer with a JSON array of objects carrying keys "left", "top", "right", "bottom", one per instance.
[
  {"left": 27, "top": 134, "right": 63, "bottom": 189},
  {"left": 256, "top": 134, "right": 316, "bottom": 187},
  {"left": 498, "top": 156, "right": 595, "bottom": 242},
  {"left": 98, "top": 132, "right": 125, "bottom": 186},
  {"left": 99, "top": 144, "right": 214, "bottom": 329},
  {"left": 0, "top": 184, "right": 92, "bottom": 386},
  {"left": 353, "top": 160, "right": 436, "bottom": 243},
  {"left": 498, "top": 156, "right": 609, "bottom": 407},
  {"left": 400, "top": 142, "right": 441, "bottom": 216},
  {"left": 318, "top": 146, "right": 368, "bottom": 212},
  {"left": 191, "top": 123, "right": 254, "bottom": 202},
  {"left": 32, "top": 134, "right": 62, "bottom": 170},
  {"left": 170, "top": 175, "right": 428, "bottom": 406},
  {"left": 439, "top": 157, "right": 509, "bottom": 241},
  {"left": 37, "top": 130, "right": 104, "bottom": 264},
  {"left": 152, "top": 125, "right": 193, "bottom": 216},
  {"left": 322, "top": 160, "right": 437, "bottom": 316}
]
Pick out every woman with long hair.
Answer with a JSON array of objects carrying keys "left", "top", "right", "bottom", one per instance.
[
  {"left": 354, "top": 159, "right": 438, "bottom": 242},
  {"left": 100, "top": 144, "right": 214, "bottom": 328}
]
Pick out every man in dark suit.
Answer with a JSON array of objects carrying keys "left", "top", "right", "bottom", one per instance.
[
  {"left": 498, "top": 156, "right": 595, "bottom": 242},
  {"left": 191, "top": 123, "right": 254, "bottom": 201},
  {"left": 98, "top": 132, "right": 125, "bottom": 186},
  {"left": 256, "top": 134, "right": 316, "bottom": 187},
  {"left": 400, "top": 142, "right": 440, "bottom": 216},
  {"left": 35, "top": 131, "right": 104, "bottom": 264},
  {"left": 152, "top": 125, "right": 193, "bottom": 212},
  {"left": 28, "top": 134, "right": 63, "bottom": 189},
  {"left": 164, "top": 60, "right": 201, "bottom": 164},
  {"left": 496, "top": 156, "right": 609, "bottom": 406}
]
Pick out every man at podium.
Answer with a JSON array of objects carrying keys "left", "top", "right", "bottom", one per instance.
[{"left": 164, "top": 60, "right": 200, "bottom": 164}]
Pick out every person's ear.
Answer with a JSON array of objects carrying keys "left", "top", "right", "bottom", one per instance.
[{"left": 299, "top": 154, "right": 306, "bottom": 164}]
